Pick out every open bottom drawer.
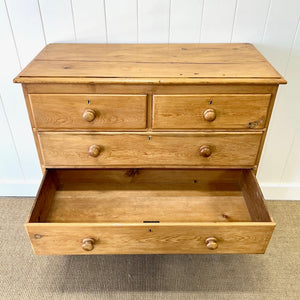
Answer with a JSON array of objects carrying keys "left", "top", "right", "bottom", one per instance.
[{"left": 26, "top": 169, "right": 275, "bottom": 255}]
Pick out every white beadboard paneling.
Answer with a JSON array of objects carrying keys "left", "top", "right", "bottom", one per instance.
[
  {"left": 261, "top": 184, "right": 300, "bottom": 201},
  {"left": 138, "top": 0, "right": 170, "bottom": 43},
  {"left": 0, "top": 0, "right": 41, "bottom": 181},
  {"left": 258, "top": 0, "right": 300, "bottom": 74},
  {"left": 200, "top": 0, "right": 237, "bottom": 42},
  {"left": 39, "top": 0, "right": 75, "bottom": 43},
  {"left": 169, "top": 0, "right": 203, "bottom": 43},
  {"left": 281, "top": 22, "right": 300, "bottom": 184},
  {"left": 0, "top": 0, "right": 299, "bottom": 197},
  {"left": 231, "top": 0, "right": 270, "bottom": 43},
  {"left": 72, "top": 0, "right": 106, "bottom": 43},
  {"left": 257, "top": 0, "right": 300, "bottom": 183},
  {"left": 105, "top": 0, "right": 137, "bottom": 43},
  {"left": 5, "top": 0, "right": 45, "bottom": 67},
  {"left": 0, "top": 95, "right": 23, "bottom": 180},
  {"left": 0, "top": 181, "right": 40, "bottom": 197}
]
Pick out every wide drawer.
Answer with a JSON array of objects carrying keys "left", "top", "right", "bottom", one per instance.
[
  {"left": 26, "top": 169, "right": 275, "bottom": 255},
  {"left": 153, "top": 94, "right": 271, "bottom": 129},
  {"left": 38, "top": 132, "right": 262, "bottom": 167},
  {"left": 29, "top": 94, "right": 147, "bottom": 130}
]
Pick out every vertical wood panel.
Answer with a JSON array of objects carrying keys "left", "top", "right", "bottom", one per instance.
[
  {"left": 105, "top": 0, "right": 137, "bottom": 43},
  {"left": 5, "top": 0, "right": 45, "bottom": 67},
  {"left": 200, "top": 0, "right": 237, "bottom": 42},
  {"left": 39, "top": 0, "right": 75, "bottom": 43},
  {"left": 231, "top": 0, "right": 271, "bottom": 43},
  {"left": 0, "top": 0, "right": 41, "bottom": 181},
  {"left": 257, "top": 0, "right": 300, "bottom": 184},
  {"left": 71, "top": 0, "right": 107, "bottom": 43},
  {"left": 169, "top": 0, "right": 203, "bottom": 43},
  {"left": 138, "top": 0, "right": 170, "bottom": 43}
]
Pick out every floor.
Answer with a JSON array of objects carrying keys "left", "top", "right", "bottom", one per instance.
[{"left": 0, "top": 198, "right": 299, "bottom": 300}]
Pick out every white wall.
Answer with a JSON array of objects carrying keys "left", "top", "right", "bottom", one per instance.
[{"left": 0, "top": 0, "right": 299, "bottom": 199}]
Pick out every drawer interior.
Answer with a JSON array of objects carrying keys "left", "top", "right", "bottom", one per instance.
[{"left": 29, "top": 169, "right": 272, "bottom": 224}]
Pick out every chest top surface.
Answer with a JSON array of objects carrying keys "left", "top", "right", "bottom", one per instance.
[{"left": 14, "top": 43, "right": 286, "bottom": 84}]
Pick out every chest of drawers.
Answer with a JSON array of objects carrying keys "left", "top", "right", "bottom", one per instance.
[{"left": 14, "top": 43, "right": 286, "bottom": 255}]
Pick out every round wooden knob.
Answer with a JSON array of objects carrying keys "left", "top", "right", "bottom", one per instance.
[
  {"left": 88, "top": 145, "right": 101, "bottom": 157},
  {"left": 203, "top": 108, "right": 216, "bottom": 122},
  {"left": 206, "top": 237, "right": 218, "bottom": 250},
  {"left": 199, "top": 145, "right": 212, "bottom": 157},
  {"left": 82, "top": 238, "right": 95, "bottom": 251},
  {"left": 83, "top": 109, "right": 96, "bottom": 122}
]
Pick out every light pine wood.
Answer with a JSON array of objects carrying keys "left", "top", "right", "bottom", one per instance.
[
  {"left": 206, "top": 237, "right": 218, "bottom": 250},
  {"left": 14, "top": 43, "right": 286, "bottom": 84},
  {"left": 15, "top": 44, "right": 286, "bottom": 255},
  {"left": 29, "top": 94, "right": 147, "bottom": 130},
  {"left": 38, "top": 132, "right": 262, "bottom": 167},
  {"left": 240, "top": 170, "right": 272, "bottom": 222},
  {"left": 54, "top": 168, "right": 243, "bottom": 186},
  {"left": 26, "top": 169, "right": 275, "bottom": 255},
  {"left": 25, "top": 83, "right": 279, "bottom": 96},
  {"left": 26, "top": 223, "right": 275, "bottom": 255},
  {"left": 46, "top": 190, "right": 251, "bottom": 223},
  {"left": 153, "top": 94, "right": 271, "bottom": 129}
]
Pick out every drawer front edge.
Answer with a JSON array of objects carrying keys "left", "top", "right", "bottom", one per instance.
[{"left": 26, "top": 223, "right": 275, "bottom": 255}]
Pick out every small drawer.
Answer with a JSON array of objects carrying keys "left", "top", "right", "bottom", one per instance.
[
  {"left": 26, "top": 169, "right": 275, "bottom": 255},
  {"left": 153, "top": 94, "right": 271, "bottom": 129},
  {"left": 38, "top": 132, "right": 262, "bottom": 167},
  {"left": 29, "top": 94, "right": 147, "bottom": 130}
]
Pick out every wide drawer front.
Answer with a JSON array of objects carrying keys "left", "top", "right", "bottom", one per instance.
[
  {"left": 153, "top": 94, "right": 271, "bottom": 129},
  {"left": 29, "top": 94, "right": 147, "bottom": 130},
  {"left": 26, "top": 169, "right": 275, "bottom": 255},
  {"left": 38, "top": 132, "right": 262, "bottom": 167}
]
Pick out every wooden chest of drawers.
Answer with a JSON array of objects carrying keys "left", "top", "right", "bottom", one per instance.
[{"left": 14, "top": 43, "right": 286, "bottom": 255}]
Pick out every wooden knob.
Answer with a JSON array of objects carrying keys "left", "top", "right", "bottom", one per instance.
[
  {"left": 206, "top": 237, "right": 218, "bottom": 250},
  {"left": 88, "top": 145, "right": 101, "bottom": 157},
  {"left": 199, "top": 145, "right": 212, "bottom": 157},
  {"left": 83, "top": 109, "right": 96, "bottom": 122},
  {"left": 82, "top": 238, "right": 95, "bottom": 251},
  {"left": 203, "top": 108, "right": 216, "bottom": 122}
]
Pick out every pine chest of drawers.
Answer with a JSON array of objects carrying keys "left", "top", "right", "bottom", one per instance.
[{"left": 14, "top": 43, "right": 286, "bottom": 255}]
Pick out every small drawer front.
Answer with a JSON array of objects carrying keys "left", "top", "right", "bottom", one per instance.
[
  {"left": 153, "top": 94, "right": 271, "bottom": 129},
  {"left": 29, "top": 94, "right": 147, "bottom": 129},
  {"left": 38, "top": 132, "right": 262, "bottom": 167},
  {"left": 26, "top": 169, "right": 275, "bottom": 255}
]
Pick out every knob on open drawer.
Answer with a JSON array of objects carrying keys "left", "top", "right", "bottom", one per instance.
[
  {"left": 82, "top": 238, "right": 95, "bottom": 251},
  {"left": 206, "top": 237, "right": 218, "bottom": 250}
]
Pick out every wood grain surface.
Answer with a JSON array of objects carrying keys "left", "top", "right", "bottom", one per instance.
[
  {"left": 14, "top": 43, "right": 286, "bottom": 84},
  {"left": 26, "top": 168, "right": 275, "bottom": 255},
  {"left": 38, "top": 132, "right": 262, "bottom": 167},
  {"left": 153, "top": 94, "right": 271, "bottom": 129},
  {"left": 29, "top": 94, "right": 147, "bottom": 129},
  {"left": 26, "top": 223, "right": 275, "bottom": 255}
]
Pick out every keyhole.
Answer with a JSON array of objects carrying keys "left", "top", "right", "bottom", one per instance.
[
  {"left": 87, "top": 100, "right": 90, "bottom": 104},
  {"left": 209, "top": 100, "right": 213, "bottom": 105}
]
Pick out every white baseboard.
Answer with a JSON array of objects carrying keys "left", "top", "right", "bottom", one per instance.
[
  {"left": 1, "top": 181, "right": 299, "bottom": 200},
  {"left": 0, "top": 181, "right": 39, "bottom": 197},
  {"left": 261, "top": 184, "right": 300, "bottom": 200}
]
